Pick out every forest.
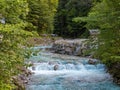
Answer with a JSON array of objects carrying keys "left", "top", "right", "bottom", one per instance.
[{"left": 0, "top": 0, "right": 120, "bottom": 90}]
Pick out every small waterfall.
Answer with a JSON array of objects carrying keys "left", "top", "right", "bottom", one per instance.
[
  {"left": 26, "top": 46, "right": 120, "bottom": 90},
  {"left": 74, "top": 45, "right": 81, "bottom": 55},
  {"left": 29, "top": 62, "right": 86, "bottom": 71},
  {"left": 31, "top": 46, "right": 52, "bottom": 51}
]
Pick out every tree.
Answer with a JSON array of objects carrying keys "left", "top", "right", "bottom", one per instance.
[
  {"left": 27, "top": 0, "right": 58, "bottom": 34},
  {"left": 54, "top": 0, "right": 93, "bottom": 38},
  {"left": 74, "top": 0, "right": 120, "bottom": 70},
  {"left": 0, "top": 0, "right": 36, "bottom": 89},
  {"left": 0, "top": 0, "right": 28, "bottom": 24}
]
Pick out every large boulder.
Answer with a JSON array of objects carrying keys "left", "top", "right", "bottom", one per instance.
[{"left": 52, "top": 39, "right": 89, "bottom": 56}]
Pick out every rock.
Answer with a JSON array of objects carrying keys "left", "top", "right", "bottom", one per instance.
[
  {"left": 24, "top": 69, "right": 32, "bottom": 76},
  {"left": 51, "top": 34, "right": 58, "bottom": 37},
  {"left": 18, "top": 67, "right": 31, "bottom": 75},
  {"left": 12, "top": 66, "right": 33, "bottom": 89},
  {"left": 19, "top": 74, "right": 27, "bottom": 81},
  {"left": 65, "top": 47, "right": 74, "bottom": 55},
  {"left": 55, "top": 50, "right": 65, "bottom": 54},
  {"left": 88, "top": 59, "right": 97, "bottom": 65},
  {"left": 48, "top": 61, "right": 58, "bottom": 65},
  {"left": 52, "top": 39, "right": 88, "bottom": 56},
  {"left": 54, "top": 65, "right": 59, "bottom": 70},
  {"left": 32, "top": 66, "right": 35, "bottom": 70},
  {"left": 12, "top": 76, "right": 26, "bottom": 90}
]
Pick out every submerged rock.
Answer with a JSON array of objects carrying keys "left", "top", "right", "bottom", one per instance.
[
  {"left": 48, "top": 61, "right": 58, "bottom": 65},
  {"left": 32, "top": 66, "right": 35, "bottom": 70}
]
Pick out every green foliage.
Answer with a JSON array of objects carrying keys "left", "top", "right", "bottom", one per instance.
[
  {"left": 0, "top": 0, "right": 38, "bottom": 89},
  {"left": 54, "top": 0, "right": 92, "bottom": 38},
  {"left": 0, "top": 0, "right": 29, "bottom": 24},
  {"left": 74, "top": 0, "right": 120, "bottom": 66},
  {"left": 27, "top": 0, "right": 58, "bottom": 34},
  {"left": 0, "top": 23, "right": 34, "bottom": 89}
]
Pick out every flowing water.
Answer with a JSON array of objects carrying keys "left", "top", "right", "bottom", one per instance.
[{"left": 26, "top": 46, "right": 120, "bottom": 90}]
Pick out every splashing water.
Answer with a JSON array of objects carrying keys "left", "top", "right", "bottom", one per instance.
[{"left": 26, "top": 46, "right": 120, "bottom": 90}]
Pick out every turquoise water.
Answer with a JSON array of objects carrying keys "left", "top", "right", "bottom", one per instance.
[{"left": 26, "top": 46, "right": 120, "bottom": 90}]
